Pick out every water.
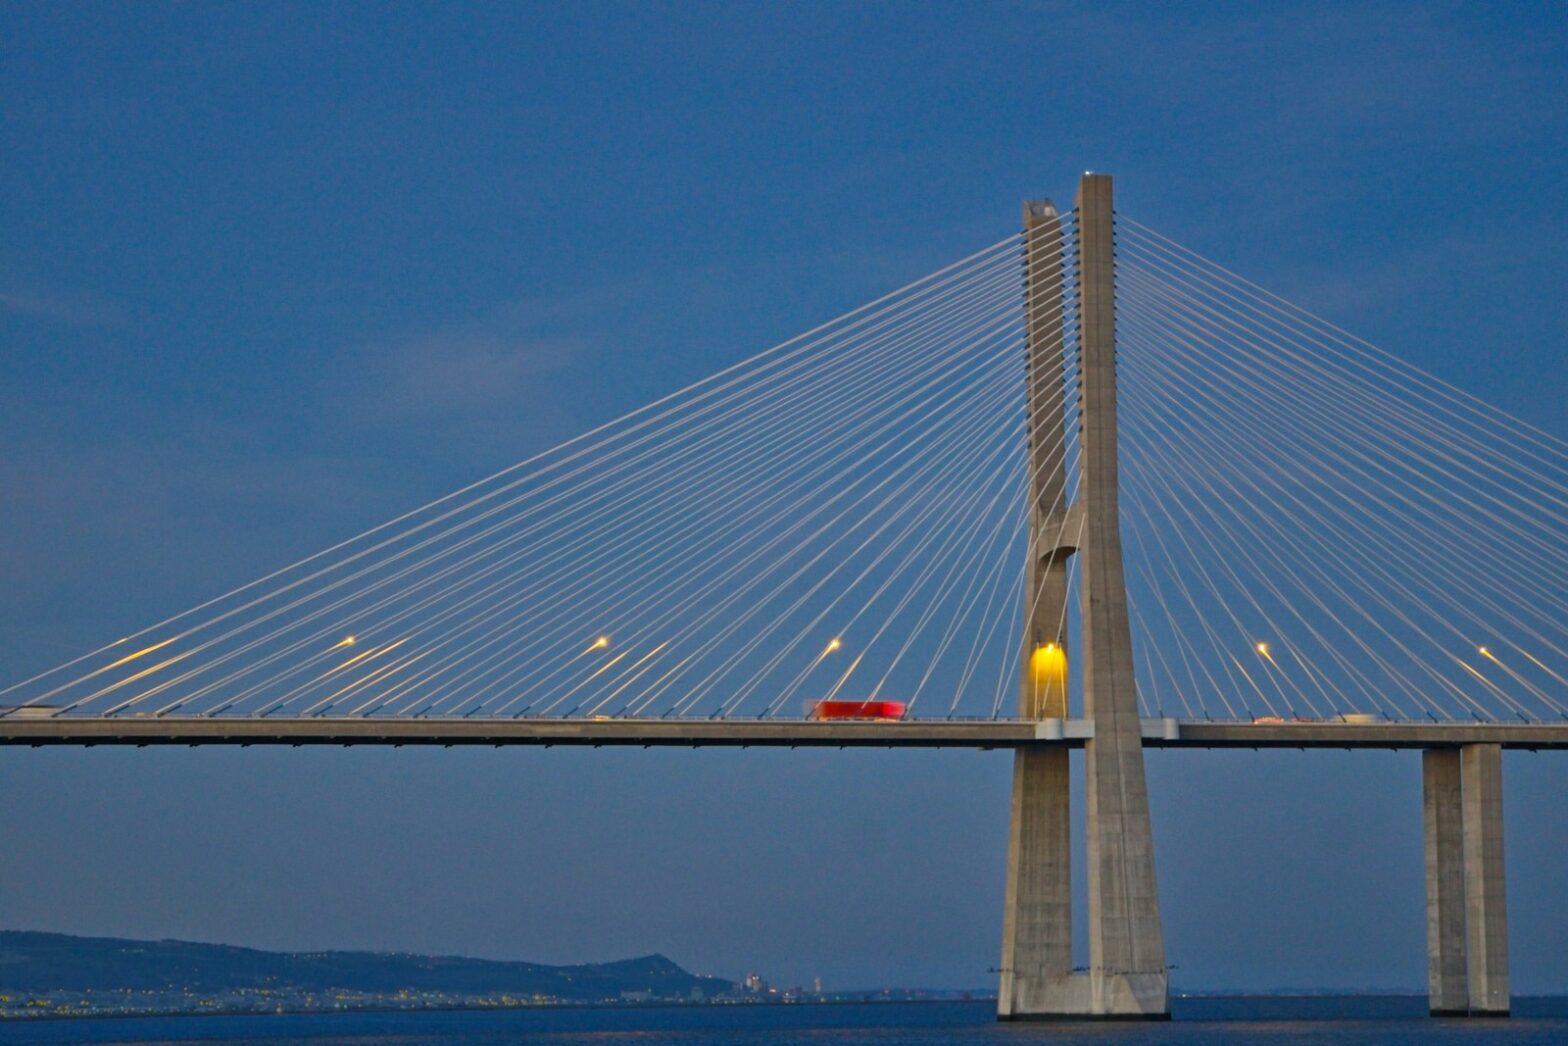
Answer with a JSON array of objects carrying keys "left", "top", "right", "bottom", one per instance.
[{"left": 2, "top": 999, "right": 1567, "bottom": 1045}]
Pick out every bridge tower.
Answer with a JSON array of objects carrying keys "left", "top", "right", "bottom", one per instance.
[{"left": 998, "top": 173, "right": 1169, "bottom": 1020}]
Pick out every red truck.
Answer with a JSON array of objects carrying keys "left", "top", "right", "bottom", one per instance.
[{"left": 806, "top": 699, "right": 908, "bottom": 721}]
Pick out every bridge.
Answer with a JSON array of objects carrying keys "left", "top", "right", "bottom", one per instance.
[{"left": 3, "top": 173, "right": 1565, "bottom": 1020}]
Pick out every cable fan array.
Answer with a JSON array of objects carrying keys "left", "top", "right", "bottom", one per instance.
[
  {"left": 1, "top": 223, "right": 1080, "bottom": 721},
  {"left": 1115, "top": 215, "right": 1568, "bottom": 723},
  {"left": 2, "top": 207, "right": 1563, "bottom": 725}
]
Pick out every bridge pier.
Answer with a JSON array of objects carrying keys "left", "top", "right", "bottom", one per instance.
[{"left": 1423, "top": 745, "right": 1509, "bottom": 1017}]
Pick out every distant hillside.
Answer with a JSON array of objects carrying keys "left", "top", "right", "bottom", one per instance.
[{"left": 0, "top": 931, "right": 734, "bottom": 1001}]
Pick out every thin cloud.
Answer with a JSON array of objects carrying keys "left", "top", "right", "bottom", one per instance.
[
  {"left": 365, "top": 332, "right": 587, "bottom": 416},
  {"left": 339, "top": 296, "right": 611, "bottom": 424},
  {"left": 0, "top": 286, "right": 127, "bottom": 329}
]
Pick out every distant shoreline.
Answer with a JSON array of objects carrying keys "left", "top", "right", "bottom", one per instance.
[{"left": 0, "top": 996, "right": 997, "bottom": 1024}]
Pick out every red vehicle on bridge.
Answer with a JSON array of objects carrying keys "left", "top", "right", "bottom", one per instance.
[{"left": 806, "top": 699, "right": 907, "bottom": 721}]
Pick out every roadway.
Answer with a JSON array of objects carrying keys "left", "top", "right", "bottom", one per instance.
[{"left": 2, "top": 716, "right": 1567, "bottom": 749}]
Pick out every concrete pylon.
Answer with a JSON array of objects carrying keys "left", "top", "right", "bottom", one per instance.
[{"left": 998, "top": 174, "right": 1169, "bottom": 1020}]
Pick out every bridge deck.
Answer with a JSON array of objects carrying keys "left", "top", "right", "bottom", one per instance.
[{"left": 1, "top": 717, "right": 1566, "bottom": 749}]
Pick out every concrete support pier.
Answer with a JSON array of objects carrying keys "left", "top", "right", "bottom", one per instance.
[
  {"left": 998, "top": 174, "right": 1168, "bottom": 1021},
  {"left": 1423, "top": 744, "right": 1509, "bottom": 1017}
]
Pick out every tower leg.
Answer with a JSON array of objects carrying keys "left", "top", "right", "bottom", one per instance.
[
  {"left": 1001, "top": 195, "right": 1090, "bottom": 1020},
  {"left": 1075, "top": 173, "right": 1168, "bottom": 1018}
]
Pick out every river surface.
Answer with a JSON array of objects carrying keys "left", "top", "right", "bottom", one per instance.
[{"left": 2, "top": 998, "right": 1567, "bottom": 1045}]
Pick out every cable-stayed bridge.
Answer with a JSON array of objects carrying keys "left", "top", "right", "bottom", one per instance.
[{"left": 3, "top": 174, "right": 1565, "bottom": 1020}]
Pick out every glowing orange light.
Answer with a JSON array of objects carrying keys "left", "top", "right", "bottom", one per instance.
[{"left": 1030, "top": 642, "right": 1067, "bottom": 686}]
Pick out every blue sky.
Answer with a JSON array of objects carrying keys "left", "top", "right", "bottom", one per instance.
[{"left": 2, "top": 2, "right": 1565, "bottom": 991}]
